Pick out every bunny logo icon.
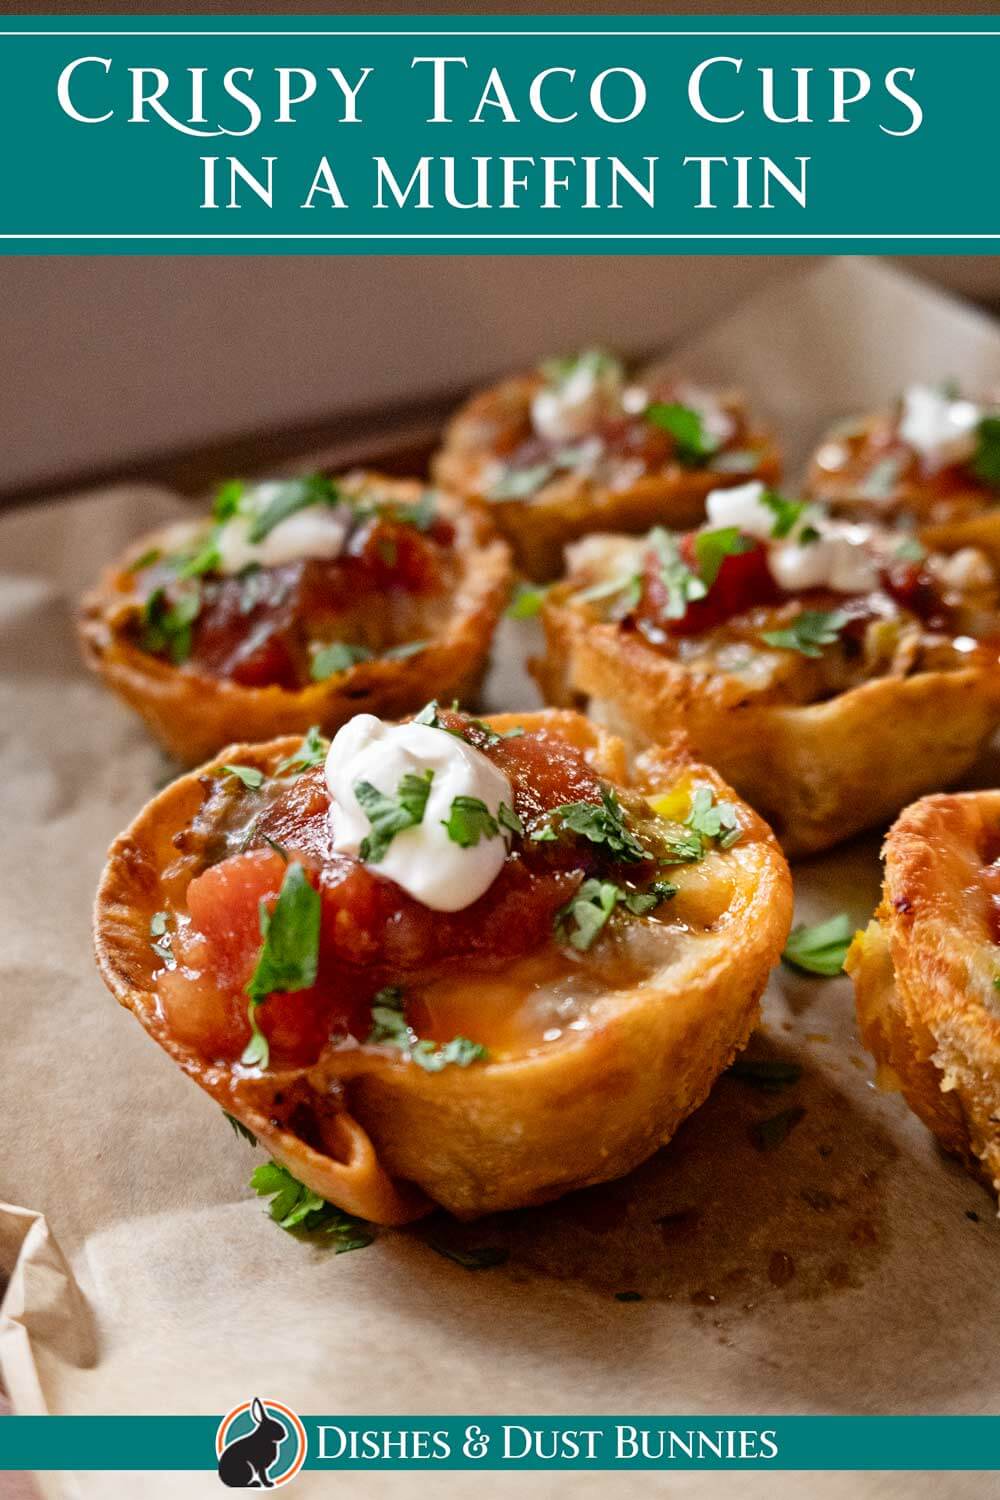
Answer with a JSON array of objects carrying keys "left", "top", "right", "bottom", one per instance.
[{"left": 216, "top": 1397, "right": 307, "bottom": 1488}]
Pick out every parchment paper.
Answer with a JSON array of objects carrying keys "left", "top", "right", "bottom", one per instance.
[{"left": 3, "top": 259, "right": 1000, "bottom": 1500}]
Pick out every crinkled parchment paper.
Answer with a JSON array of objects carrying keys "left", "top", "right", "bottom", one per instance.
[{"left": 2, "top": 260, "right": 1000, "bottom": 1500}]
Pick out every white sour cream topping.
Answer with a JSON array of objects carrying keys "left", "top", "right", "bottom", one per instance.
[
  {"left": 704, "top": 480, "right": 880, "bottom": 595},
  {"left": 705, "top": 480, "right": 776, "bottom": 540},
  {"left": 214, "top": 486, "right": 352, "bottom": 575},
  {"left": 675, "top": 384, "right": 735, "bottom": 448},
  {"left": 532, "top": 353, "right": 624, "bottom": 443},
  {"left": 326, "top": 714, "right": 514, "bottom": 913},
  {"left": 899, "top": 384, "right": 981, "bottom": 471}
]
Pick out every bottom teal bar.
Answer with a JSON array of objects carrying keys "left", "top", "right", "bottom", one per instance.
[{"left": 1, "top": 1416, "right": 999, "bottom": 1472}]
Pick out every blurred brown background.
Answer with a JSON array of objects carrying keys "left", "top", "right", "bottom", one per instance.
[{"left": 3, "top": 256, "right": 999, "bottom": 504}]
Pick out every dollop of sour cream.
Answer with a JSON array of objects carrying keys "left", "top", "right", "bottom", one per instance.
[
  {"left": 214, "top": 484, "right": 353, "bottom": 575},
  {"left": 531, "top": 352, "right": 624, "bottom": 443},
  {"left": 899, "top": 384, "right": 981, "bottom": 471},
  {"left": 326, "top": 714, "right": 514, "bottom": 913},
  {"left": 705, "top": 480, "right": 880, "bottom": 595}
]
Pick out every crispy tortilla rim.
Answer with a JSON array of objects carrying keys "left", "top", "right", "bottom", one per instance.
[{"left": 94, "top": 711, "right": 792, "bottom": 1224}]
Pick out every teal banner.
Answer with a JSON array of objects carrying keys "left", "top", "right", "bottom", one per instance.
[
  {"left": 0, "top": 14, "right": 997, "bottom": 252},
  {"left": 2, "top": 1415, "right": 1000, "bottom": 1471}
]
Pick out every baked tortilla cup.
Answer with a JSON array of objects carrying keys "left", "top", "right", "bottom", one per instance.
[
  {"left": 535, "top": 535, "right": 1000, "bottom": 858},
  {"left": 94, "top": 710, "right": 792, "bottom": 1224},
  {"left": 807, "top": 407, "right": 1000, "bottom": 566},
  {"left": 846, "top": 792, "right": 1000, "bottom": 1193},
  {"left": 434, "top": 368, "right": 780, "bottom": 581},
  {"left": 79, "top": 475, "right": 512, "bottom": 765}
]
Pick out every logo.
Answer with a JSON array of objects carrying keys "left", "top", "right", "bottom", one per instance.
[{"left": 216, "top": 1397, "right": 307, "bottom": 1489}]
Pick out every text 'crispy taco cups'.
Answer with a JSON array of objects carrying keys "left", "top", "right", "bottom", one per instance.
[
  {"left": 94, "top": 710, "right": 792, "bottom": 1224},
  {"left": 79, "top": 473, "right": 512, "bottom": 765},
  {"left": 847, "top": 792, "right": 1000, "bottom": 1194}
]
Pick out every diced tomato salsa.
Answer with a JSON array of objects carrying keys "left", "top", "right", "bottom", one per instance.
[{"left": 158, "top": 718, "right": 622, "bottom": 1069}]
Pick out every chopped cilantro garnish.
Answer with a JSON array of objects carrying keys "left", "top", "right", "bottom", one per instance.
[
  {"left": 383, "top": 640, "right": 428, "bottom": 660},
  {"left": 661, "top": 829, "right": 707, "bottom": 864},
  {"left": 762, "top": 609, "right": 847, "bottom": 659},
  {"left": 221, "top": 763, "right": 264, "bottom": 791},
  {"left": 861, "top": 456, "right": 903, "bottom": 501},
  {"left": 577, "top": 572, "right": 643, "bottom": 611},
  {"left": 540, "top": 348, "right": 621, "bottom": 386},
  {"left": 761, "top": 490, "right": 807, "bottom": 539},
  {"left": 645, "top": 402, "right": 719, "bottom": 466},
  {"left": 414, "top": 700, "right": 441, "bottom": 727},
  {"left": 251, "top": 1160, "right": 374, "bottom": 1249},
  {"left": 507, "top": 582, "right": 549, "bottom": 619},
  {"left": 149, "top": 909, "right": 176, "bottom": 970},
  {"left": 224, "top": 1112, "right": 258, "bottom": 1146},
  {"left": 895, "top": 536, "right": 927, "bottom": 563},
  {"left": 685, "top": 786, "right": 741, "bottom": 849},
  {"left": 140, "top": 585, "right": 202, "bottom": 663},
  {"left": 498, "top": 801, "right": 524, "bottom": 837},
  {"left": 355, "top": 769, "right": 434, "bottom": 863},
  {"left": 972, "top": 416, "right": 1000, "bottom": 488},
  {"left": 390, "top": 490, "right": 437, "bottom": 531},
  {"left": 275, "top": 726, "right": 327, "bottom": 776},
  {"left": 693, "top": 526, "right": 756, "bottom": 587},
  {"left": 173, "top": 534, "right": 222, "bottom": 580},
  {"left": 782, "top": 913, "right": 853, "bottom": 977},
  {"left": 442, "top": 795, "right": 501, "bottom": 848},
  {"left": 532, "top": 785, "right": 649, "bottom": 862},
  {"left": 556, "top": 875, "right": 672, "bottom": 951},
  {"left": 649, "top": 527, "right": 708, "bottom": 619},
  {"left": 310, "top": 641, "right": 373, "bottom": 680},
  {"left": 367, "top": 987, "right": 488, "bottom": 1072},
  {"left": 213, "top": 479, "right": 245, "bottom": 520},
  {"left": 131, "top": 547, "right": 162, "bottom": 573},
  {"left": 488, "top": 462, "right": 557, "bottom": 502},
  {"left": 247, "top": 475, "right": 341, "bottom": 543},
  {"left": 243, "top": 862, "right": 321, "bottom": 1069}
]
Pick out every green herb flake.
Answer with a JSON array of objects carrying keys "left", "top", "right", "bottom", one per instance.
[
  {"left": 534, "top": 786, "right": 649, "bottom": 862},
  {"left": 507, "top": 583, "right": 549, "bottom": 619},
  {"left": 224, "top": 1112, "right": 258, "bottom": 1147},
  {"left": 488, "top": 462, "right": 556, "bottom": 503},
  {"left": 498, "top": 801, "right": 524, "bottom": 838},
  {"left": 355, "top": 769, "right": 434, "bottom": 863},
  {"left": 442, "top": 796, "right": 501, "bottom": 848},
  {"left": 861, "top": 456, "right": 903, "bottom": 501},
  {"left": 367, "top": 988, "right": 488, "bottom": 1072},
  {"left": 391, "top": 490, "right": 437, "bottom": 532},
  {"left": 140, "top": 584, "right": 202, "bottom": 664},
  {"left": 213, "top": 479, "right": 246, "bottom": 521},
  {"left": 275, "top": 726, "right": 327, "bottom": 776},
  {"left": 661, "top": 829, "right": 707, "bottom": 864},
  {"left": 429, "top": 1242, "right": 509, "bottom": 1270},
  {"left": 131, "top": 547, "right": 162, "bottom": 573},
  {"left": 149, "top": 909, "right": 177, "bottom": 970},
  {"left": 693, "top": 526, "right": 756, "bottom": 587},
  {"left": 782, "top": 913, "right": 853, "bottom": 977},
  {"left": 251, "top": 1160, "right": 374, "bottom": 1250},
  {"left": 623, "top": 880, "right": 677, "bottom": 916},
  {"left": 556, "top": 879, "right": 623, "bottom": 952},
  {"left": 383, "top": 640, "right": 428, "bottom": 660},
  {"left": 221, "top": 764, "right": 265, "bottom": 791},
  {"left": 576, "top": 572, "right": 643, "bottom": 612},
  {"left": 648, "top": 527, "right": 708, "bottom": 619},
  {"left": 246, "top": 475, "right": 341, "bottom": 544},
  {"left": 761, "top": 490, "right": 807, "bottom": 539},
  {"left": 762, "top": 609, "right": 847, "bottom": 660},
  {"left": 310, "top": 641, "right": 373, "bottom": 680},
  {"left": 895, "top": 536, "right": 927, "bottom": 563},
  {"left": 645, "top": 402, "right": 719, "bottom": 466},
  {"left": 685, "top": 786, "right": 742, "bottom": 850},
  {"left": 993, "top": 976, "right": 1000, "bottom": 992},
  {"left": 973, "top": 416, "right": 1000, "bottom": 488},
  {"left": 242, "top": 863, "right": 321, "bottom": 1070},
  {"left": 749, "top": 1105, "right": 806, "bottom": 1152}
]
